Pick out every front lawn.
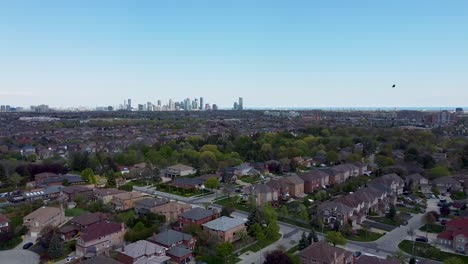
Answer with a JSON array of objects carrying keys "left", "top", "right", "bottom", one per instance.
[
  {"left": 156, "top": 184, "right": 212, "bottom": 197},
  {"left": 345, "top": 229, "right": 383, "bottom": 242},
  {"left": 214, "top": 197, "right": 250, "bottom": 212},
  {"left": 398, "top": 240, "right": 468, "bottom": 263},
  {"left": 238, "top": 233, "right": 281, "bottom": 254},
  {"left": 368, "top": 216, "right": 402, "bottom": 227},
  {"left": 65, "top": 208, "right": 89, "bottom": 217},
  {"left": 419, "top": 224, "right": 444, "bottom": 233},
  {"left": 240, "top": 176, "right": 260, "bottom": 183}
]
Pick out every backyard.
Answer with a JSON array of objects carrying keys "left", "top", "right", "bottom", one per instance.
[
  {"left": 419, "top": 224, "right": 444, "bottom": 233},
  {"left": 64, "top": 208, "right": 89, "bottom": 217}
]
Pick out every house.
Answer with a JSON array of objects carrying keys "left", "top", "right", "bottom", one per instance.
[
  {"left": 93, "top": 188, "right": 126, "bottom": 204},
  {"left": 433, "top": 176, "right": 463, "bottom": 194},
  {"left": 355, "top": 256, "right": 400, "bottom": 264},
  {"left": 76, "top": 221, "right": 126, "bottom": 258},
  {"left": 233, "top": 163, "right": 259, "bottom": 177},
  {"left": 22, "top": 185, "right": 64, "bottom": 201},
  {"left": 70, "top": 212, "right": 109, "bottom": 230},
  {"left": 135, "top": 198, "right": 191, "bottom": 221},
  {"left": 34, "top": 172, "right": 58, "bottom": 184},
  {"left": 321, "top": 168, "right": 345, "bottom": 185},
  {"left": 41, "top": 174, "right": 85, "bottom": 187},
  {"left": 243, "top": 184, "right": 279, "bottom": 206},
  {"left": 281, "top": 174, "right": 305, "bottom": 198},
  {"left": 437, "top": 217, "right": 468, "bottom": 254},
  {"left": 80, "top": 255, "right": 121, "bottom": 264},
  {"left": 166, "top": 245, "right": 193, "bottom": 264},
  {"left": 23, "top": 206, "right": 66, "bottom": 237},
  {"left": 299, "top": 241, "right": 353, "bottom": 264},
  {"left": 299, "top": 170, "right": 329, "bottom": 193},
  {"left": 63, "top": 185, "right": 94, "bottom": 202},
  {"left": 420, "top": 184, "right": 433, "bottom": 194},
  {"left": 170, "top": 178, "right": 205, "bottom": 190},
  {"left": 371, "top": 174, "right": 405, "bottom": 195},
  {"left": 0, "top": 214, "right": 10, "bottom": 233},
  {"left": 112, "top": 192, "right": 146, "bottom": 211},
  {"left": 405, "top": 173, "right": 429, "bottom": 189},
  {"left": 177, "top": 207, "right": 219, "bottom": 230},
  {"left": 165, "top": 164, "right": 196, "bottom": 178},
  {"left": 147, "top": 229, "right": 196, "bottom": 251},
  {"left": 318, "top": 201, "right": 354, "bottom": 226},
  {"left": 266, "top": 179, "right": 290, "bottom": 201},
  {"left": 134, "top": 198, "right": 169, "bottom": 215},
  {"left": 116, "top": 240, "right": 170, "bottom": 264},
  {"left": 202, "top": 216, "right": 247, "bottom": 242}
]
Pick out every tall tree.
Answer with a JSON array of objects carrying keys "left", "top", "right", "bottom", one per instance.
[
  {"left": 205, "top": 177, "right": 220, "bottom": 190},
  {"left": 263, "top": 250, "right": 293, "bottom": 264},
  {"left": 298, "top": 232, "right": 309, "bottom": 250},
  {"left": 325, "top": 231, "right": 347, "bottom": 247},
  {"left": 47, "top": 234, "right": 63, "bottom": 260},
  {"left": 217, "top": 242, "right": 234, "bottom": 263}
]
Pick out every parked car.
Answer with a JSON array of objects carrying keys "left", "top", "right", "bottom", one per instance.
[
  {"left": 415, "top": 237, "right": 428, "bottom": 243},
  {"left": 22, "top": 242, "right": 33, "bottom": 249},
  {"left": 353, "top": 251, "right": 362, "bottom": 258},
  {"left": 66, "top": 257, "right": 76, "bottom": 263}
]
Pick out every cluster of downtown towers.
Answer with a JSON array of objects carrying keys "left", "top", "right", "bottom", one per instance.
[{"left": 118, "top": 97, "right": 244, "bottom": 111}]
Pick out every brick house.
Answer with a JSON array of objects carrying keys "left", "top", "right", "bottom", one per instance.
[
  {"left": 63, "top": 185, "right": 94, "bottom": 202},
  {"left": 165, "top": 164, "right": 196, "bottom": 178},
  {"left": 318, "top": 201, "right": 354, "bottom": 226},
  {"left": 112, "top": 192, "right": 146, "bottom": 211},
  {"left": 299, "top": 241, "right": 353, "bottom": 264},
  {"left": 115, "top": 240, "right": 170, "bottom": 264},
  {"left": 135, "top": 198, "right": 191, "bottom": 222},
  {"left": 76, "top": 221, "right": 126, "bottom": 258},
  {"left": 93, "top": 188, "right": 126, "bottom": 204},
  {"left": 266, "top": 179, "right": 290, "bottom": 201},
  {"left": 437, "top": 218, "right": 468, "bottom": 254},
  {"left": 166, "top": 246, "right": 193, "bottom": 264},
  {"left": 202, "top": 216, "right": 247, "bottom": 242},
  {"left": 321, "top": 168, "right": 345, "bottom": 185},
  {"left": 243, "top": 184, "right": 279, "bottom": 206},
  {"left": 299, "top": 170, "right": 330, "bottom": 193},
  {"left": 0, "top": 214, "right": 10, "bottom": 233},
  {"left": 23, "top": 206, "right": 66, "bottom": 237},
  {"left": 177, "top": 207, "right": 219, "bottom": 231},
  {"left": 59, "top": 212, "right": 109, "bottom": 241},
  {"left": 147, "top": 229, "right": 196, "bottom": 251},
  {"left": 281, "top": 174, "right": 305, "bottom": 198}
]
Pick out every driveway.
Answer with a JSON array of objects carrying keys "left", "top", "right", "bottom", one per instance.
[{"left": 0, "top": 250, "right": 40, "bottom": 264}]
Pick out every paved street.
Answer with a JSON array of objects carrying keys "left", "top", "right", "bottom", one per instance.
[{"left": 0, "top": 250, "right": 39, "bottom": 264}]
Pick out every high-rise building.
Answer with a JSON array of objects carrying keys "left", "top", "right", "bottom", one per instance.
[
  {"left": 194, "top": 99, "right": 199, "bottom": 110},
  {"left": 138, "top": 104, "right": 144, "bottom": 111},
  {"left": 205, "top": 103, "right": 211, "bottom": 110},
  {"left": 212, "top": 104, "right": 218, "bottom": 110},
  {"left": 157, "top": 100, "right": 162, "bottom": 107},
  {"left": 147, "top": 102, "right": 153, "bottom": 111},
  {"left": 239, "top": 97, "right": 243, "bottom": 110},
  {"left": 233, "top": 102, "right": 238, "bottom": 110},
  {"left": 199, "top": 97, "right": 204, "bottom": 110},
  {"left": 0, "top": 105, "right": 5, "bottom": 112},
  {"left": 127, "top": 99, "right": 132, "bottom": 110}
]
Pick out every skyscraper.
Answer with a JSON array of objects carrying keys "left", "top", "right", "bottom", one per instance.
[
  {"left": 239, "top": 97, "right": 243, "bottom": 110},
  {"left": 127, "top": 99, "right": 132, "bottom": 110},
  {"left": 199, "top": 97, "right": 204, "bottom": 110},
  {"left": 233, "top": 102, "right": 238, "bottom": 110}
]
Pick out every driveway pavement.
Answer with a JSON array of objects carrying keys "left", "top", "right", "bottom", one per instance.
[{"left": 0, "top": 250, "right": 40, "bottom": 264}]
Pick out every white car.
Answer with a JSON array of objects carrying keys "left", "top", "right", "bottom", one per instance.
[{"left": 66, "top": 257, "right": 76, "bottom": 263}]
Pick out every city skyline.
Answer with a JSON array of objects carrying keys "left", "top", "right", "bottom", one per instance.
[{"left": 1, "top": 1, "right": 467, "bottom": 108}]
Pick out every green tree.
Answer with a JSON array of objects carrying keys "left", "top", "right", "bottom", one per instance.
[
  {"left": 217, "top": 242, "right": 234, "bottom": 263},
  {"left": 221, "top": 205, "right": 234, "bottom": 217},
  {"left": 81, "top": 168, "right": 94, "bottom": 183},
  {"left": 325, "top": 231, "right": 347, "bottom": 247},
  {"left": 298, "top": 232, "right": 309, "bottom": 250},
  {"left": 105, "top": 171, "right": 117, "bottom": 187},
  {"left": 204, "top": 177, "right": 220, "bottom": 189},
  {"left": 308, "top": 229, "right": 318, "bottom": 243},
  {"left": 387, "top": 204, "right": 397, "bottom": 220},
  {"left": 47, "top": 234, "right": 63, "bottom": 259},
  {"left": 264, "top": 250, "right": 293, "bottom": 264},
  {"left": 8, "top": 173, "right": 22, "bottom": 188},
  {"left": 429, "top": 166, "right": 450, "bottom": 178},
  {"left": 326, "top": 151, "right": 339, "bottom": 163}
]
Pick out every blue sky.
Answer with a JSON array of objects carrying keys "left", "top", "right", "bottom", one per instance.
[{"left": 0, "top": 1, "right": 467, "bottom": 108}]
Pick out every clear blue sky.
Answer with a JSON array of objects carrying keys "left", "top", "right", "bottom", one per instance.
[{"left": 0, "top": 0, "right": 467, "bottom": 108}]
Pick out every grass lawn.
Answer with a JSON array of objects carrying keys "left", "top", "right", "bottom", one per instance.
[
  {"left": 238, "top": 233, "right": 281, "bottom": 254},
  {"left": 0, "top": 236, "right": 23, "bottom": 250},
  {"left": 398, "top": 240, "right": 468, "bottom": 263},
  {"left": 419, "top": 224, "right": 444, "bottom": 233},
  {"left": 240, "top": 176, "right": 260, "bottom": 183},
  {"left": 345, "top": 229, "right": 383, "bottom": 242},
  {"left": 368, "top": 216, "right": 402, "bottom": 226},
  {"left": 157, "top": 184, "right": 212, "bottom": 197},
  {"left": 65, "top": 208, "right": 89, "bottom": 217},
  {"left": 287, "top": 245, "right": 299, "bottom": 254},
  {"left": 214, "top": 197, "right": 251, "bottom": 212}
]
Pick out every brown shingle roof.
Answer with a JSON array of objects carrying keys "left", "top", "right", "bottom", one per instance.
[
  {"left": 299, "top": 241, "right": 352, "bottom": 263},
  {"left": 70, "top": 212, "right": 108, "bottom": 227},
  {"left": 80, "top": 221, "right": 123, "bottom": 242}
]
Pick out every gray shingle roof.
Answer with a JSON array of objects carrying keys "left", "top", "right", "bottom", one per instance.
[
  {"left": 150, "top": 229, "right": 192, "bottom": 247},
  {"left": 202, "top": 216, "right": 246, "bottom": 232},
  {"left": 135, "top": 197, "right": 168, "bottom": 208},
  {"left": 167, "top": 245, "right": 192, "bottom": 257},
  {"left": 179, "top": 207, "right": 216, "bottom": 221}
]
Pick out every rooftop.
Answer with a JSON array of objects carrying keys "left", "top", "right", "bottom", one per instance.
[
  {"left": 202, "top": 216, "right": 246, "bottom": 232},
  {"left": 179, "top": 207, "right": 217, "bottom": 221}
]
